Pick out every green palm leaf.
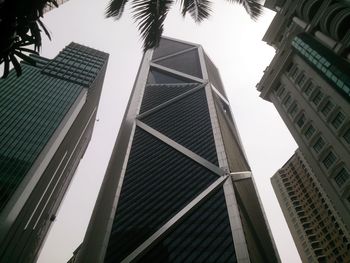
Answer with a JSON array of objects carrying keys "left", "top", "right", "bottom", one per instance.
[
  {"left": 132, "top": 0, "right": 174, "bottom": 51},
  {"left": 181, "top": 0, "right": 212, "bottom": 22},
  {"left": 106, "top": 0, "right": 130, "bottom": 19},
  {"left": 227, "top": 0, "right": 262, "bottom": 21}
]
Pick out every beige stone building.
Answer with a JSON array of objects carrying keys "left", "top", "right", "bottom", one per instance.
[
  {"left": 258, "top": 0, "right": 350, "bottom": 232},
  {"left": 272, "top": 150, "right": 350, "bottom": 262}
]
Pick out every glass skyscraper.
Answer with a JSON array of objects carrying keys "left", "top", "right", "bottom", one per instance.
[
  {"left": 0, "top": 42, "right": 108, "bottom": 263},
  {"left": 76, "top": 37, "right": 279, "bottom": 263}
]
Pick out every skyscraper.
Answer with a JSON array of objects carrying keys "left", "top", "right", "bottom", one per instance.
[
  {"left": 77, "top": 37, "right": 279, "bottom": 263},
  {"left": 257, "top": 0, "right": 350, "bottom": 231},
  {"left": 0, "top": 42, "right": 108, "bottom": 263},
  {"left": 272, "top": 150, "right": 350, "bottom": 262}
]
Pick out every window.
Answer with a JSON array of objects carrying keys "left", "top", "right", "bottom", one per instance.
[
  {"left": 343, "top": 128, "right": 350, "bottom": 144},
  {"left": 313, "top": 137, "right": 325, "bottom": 153},
  {"left": 334, "top": 168, "right": 349, "bottom": 187},
  {"left": 278, "top": 87, "right": 285, "bottom": 99},
  {"left": 297, "top": 114, "right": 306, "bottom": 128},
  {"left": 303, "top": 81, "right": 314, "bottom": 96},
  {"left": 289, "top": 103, "right": 298, "bottom": 117},
  {"left": 304, "top": 125, "right": 316, "bottom": 139},
  {"left": 273, "top": 83, "right": 282, "bottom": 94},
  {"left": 322, "top": 151, "right": 337, "bottom": 169},
  {"left": 297, "top": 73, "right": 306, "bottom": 87},
  {"left": 321, "top": 100, "right": 334, "bottom": 117},
  {"left": 283, "top": 94, "right": 292, "bottom": 108},
  {"left": 331, "top": 112, "right": 345, "bottom": 129},
  {"left": 312, "top": 90, "right": 323, "bottom": 105},
  {"left": 290, "top": 65, "right": 299, "bottom": 79}
]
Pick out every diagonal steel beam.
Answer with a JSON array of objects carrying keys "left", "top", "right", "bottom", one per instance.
[
  {"left": 136, "top": 120, "right": 224, "bottom": 177},
  {"left": 121, "top": 176, "right": 228, "bottom": 263},
  {"left": 136, "top": 83, "right": 206, "bottom": 119},
  {"left": 150, "top": 63, "right": 205, "bottom": 83}
]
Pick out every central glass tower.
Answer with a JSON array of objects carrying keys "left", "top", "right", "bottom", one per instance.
[{"left": 77, "top": 37, "right": 279, "bottom": 263}]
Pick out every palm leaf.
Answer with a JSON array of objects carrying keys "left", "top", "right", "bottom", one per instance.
[
  {"left": 9, "top": 54, "right": 22, "bottom": 77},
  {"left": 106, "top": 0, "right": 130, "bottom": 19},
  {"left": 132, "top": 0, "right": 174, "bottom": 51},
  {"left": 38, "top": 19, "right": 52, "bottom": 41},
  {"left": 227, "top": 0, "right": 262, "bottom": 20},
  {"left": 181, "top": 0, "right": 211, "bottom": 22},
  {"left": 1, "top": 57, "right": 10, "bottom": 79},
  {"left": 14, "top": 50, "right": 37, "bottom": 66}
]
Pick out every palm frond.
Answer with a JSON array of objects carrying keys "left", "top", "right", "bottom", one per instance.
[
  {"left": 38, "top": 19, "right": 51, "bottom": 40},
  {"left": 9, "top": 54, "right": 22, "bottom": 77},
  {"left": 106, "top": 0, "right": 130, "bottom": 19},
  {"left": 1, "top": 57, "right": 10, "bottom": 79},
  {"left": 181, "top": 0, "right": 212, "bottom": 22},
  {"left": 132, "top": 0, "right": 174, "bottom": 51},
  {"left": 227, "top": 0, "right": 262, "bottom": 21}
]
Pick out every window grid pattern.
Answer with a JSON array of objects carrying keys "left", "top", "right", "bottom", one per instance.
[
  {"left": 331, "top": 112, "right": 345, "bottom": 129},
  {"left": 334, "top": 168, "right": 349, "bottom": 188},
  {"left": 303, "top": 81, "right": 314, "bottom": 96},
  {"left": 304, "top": 125, "right": 316, "bottom": 139},
  {"left": 273, "top": 152, "right": 350, "bottom": 261},
  {"left": 42, "top": 43, "right": 107, "bottom": 87},
  {"left": 322, "top": 152, "right": 337, "bottom": 169},
  {"left": 289, "top": 103, "right": 299, "bottom": 117},
  {"left": 297, "top": 73, "right": 307, "bottom": 87},
  {"left": 0, "top": 64, "right": 83, "bottom": 212},
  {"left": 283, "top": 94, "right": 292, "bottom": 108},
  {"left": 312, "top": 90, "right": 323, "bottom": 106},
  {"left": 321, "top": 100, "right": 334, "bottom": 117},
  {"left": 312, "top": 137, "right": 325, "bottom": 153},
  {"left": 139, "top": 188, "right": 236, "bottom": 263},
  {"left": 297, "top": 114, "right": 306, "bottom": 128}
]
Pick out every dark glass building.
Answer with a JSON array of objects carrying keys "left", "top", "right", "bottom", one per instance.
[
  {"left": 77, "top": 37, "right": 279, "bottom": 263},
  {"left": 0, "top": 43, "right": 108, "bottom": 263}
]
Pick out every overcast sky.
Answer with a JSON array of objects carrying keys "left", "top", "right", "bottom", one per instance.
[{"left": 36, "top": 0, "right": 301, "bottom": 262}]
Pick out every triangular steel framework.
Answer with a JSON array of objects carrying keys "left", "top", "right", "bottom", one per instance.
[{"left": 76, "top": 38, "right": 280, "bottom": 263}]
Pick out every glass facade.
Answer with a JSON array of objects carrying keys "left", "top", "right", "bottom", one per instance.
[
  {"left": 0, "top": 42, "right": 108, "bottom": 263},
  {"left": 292, "top": 34, "right": 350, "bottom": 101},
  {"left": 0, "top": 63, "right": 83, "bottom": 212},
  {"left": 78, "top": 37, "right": 279, "bottom": 263}
]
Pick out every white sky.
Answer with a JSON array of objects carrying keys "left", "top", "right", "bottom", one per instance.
[{"left": 36, "top": 0, "right": 301, "bottom": 262}]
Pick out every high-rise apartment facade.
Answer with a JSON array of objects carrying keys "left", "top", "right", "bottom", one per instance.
[
  {"left": 0, "top": 43, "right": 108, "bottom": 262},
  {"left": 257, "top": 0, "right": 350, "bottom": 231},
  {"left": 272, "top": 149, "right": 350, "bottom": 262},
  {"left": 76, "top": 37, "right": 280, "bottom": 263}
]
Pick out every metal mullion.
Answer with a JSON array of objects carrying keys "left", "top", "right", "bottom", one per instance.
[{"left": 223, "top": 176, "right": 251, "bottom": 262}]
